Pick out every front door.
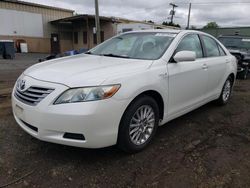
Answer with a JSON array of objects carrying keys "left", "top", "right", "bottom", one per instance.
[
  {"left": 167, "top": 34, "right": 208, "bottom": 117},
  {"left": 51, "top": 33, "right": 60, "bottom": 54}
]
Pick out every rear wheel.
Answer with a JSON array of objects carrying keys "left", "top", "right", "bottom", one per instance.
[
  {"left": 216, "top": 77, "right": 233, "bottom": 105},
  {"left": 117, "top": 96, "right": 159, "bottom": 153}
]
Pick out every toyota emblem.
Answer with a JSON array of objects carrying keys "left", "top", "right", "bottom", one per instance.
[{"left": 18, "top": 80, "right": 26, "bottom": 91}]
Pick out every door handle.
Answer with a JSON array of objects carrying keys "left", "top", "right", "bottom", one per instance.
[
  {"left": 159, "top": 72, "right": 168, "bottom": 78},
  {"left": 225, "top": 59, "right": 230, "bottom": 63},
  {"left": 202, "top": 64, "right": 208, "bottom": 70}
]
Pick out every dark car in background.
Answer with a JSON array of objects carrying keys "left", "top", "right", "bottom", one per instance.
[{"left": 218, "top": 35, "right": 250, "bottom": 79}]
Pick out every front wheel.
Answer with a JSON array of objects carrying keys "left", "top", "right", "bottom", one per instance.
[
  {"left": 216, "top": 77, "right": 233, "bottom": 105},
  {"left": 117, "top": 96, "right": 159, "bottom": 153}
]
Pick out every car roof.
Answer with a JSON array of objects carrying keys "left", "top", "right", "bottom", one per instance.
[
  {"left": 125, "top": 29, "right": 182, "bottom": 34},
  {"left": 124, "top": 29, "right": 211, "bottom": 36}
]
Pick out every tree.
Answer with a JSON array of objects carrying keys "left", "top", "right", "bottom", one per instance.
[
  {"left": 203, "top": 22, "right": 219, "bottom": 29},
  {"left": 162, "top": 21, "right": 181, "bottom": 28},
  {"left": 190, "top": 25, "right": 197, "bottom": 30}
]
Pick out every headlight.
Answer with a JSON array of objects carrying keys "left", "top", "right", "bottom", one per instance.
[{"left": 54, "top": 85, "right": 120, "bottom": 104}]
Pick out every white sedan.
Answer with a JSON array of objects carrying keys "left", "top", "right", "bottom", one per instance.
[{"left": 12, "top": 30, "right": 237, "bottom": 153}]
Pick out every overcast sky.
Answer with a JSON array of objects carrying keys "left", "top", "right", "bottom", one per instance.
[{"left": 24, "top": 0, "right": 250, "bottom": 28}]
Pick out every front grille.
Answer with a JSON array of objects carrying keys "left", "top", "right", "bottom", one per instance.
[{"left": 15, "top": 86, "right": 54, "bottom": 106}]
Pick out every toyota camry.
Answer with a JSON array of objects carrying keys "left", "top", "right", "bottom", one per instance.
[{"left": 12, "top": 30, "right": 237, "bottom": 153}]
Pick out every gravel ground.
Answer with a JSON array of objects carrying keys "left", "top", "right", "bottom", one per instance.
[{"left": 0, "top": 54, "right": 250, "bottom": 188}]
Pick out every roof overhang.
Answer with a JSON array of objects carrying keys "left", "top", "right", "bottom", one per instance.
[{"left": 51, "top": 14, "right": 121, "bottom": 24}]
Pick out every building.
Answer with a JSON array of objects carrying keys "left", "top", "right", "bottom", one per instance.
[
  {"left": 116, "top": 18, "right": 176, "bottom": 34},
  {"left": 0, "top": 0, "right": 74, "bottom": 53},
  {"left": 50, "top": 16, "right": 176, "bottom": 52},
  {"left": 0, "top": 0, "right": 177, "bottom": 54},
  {"left": 50, "top": 15, "right": 118, "bottom": 52},
  {"left": 200, "top": 27, "right": 250, "bottom": 38}
]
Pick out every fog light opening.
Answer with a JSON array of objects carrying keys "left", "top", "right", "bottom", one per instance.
[{"left": 63, "top": 133, "right": 85, "bottom": 141}]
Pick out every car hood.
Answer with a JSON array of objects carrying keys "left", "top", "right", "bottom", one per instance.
[{"left": 24, "top": 54, "right": 153, "bottom": 87}]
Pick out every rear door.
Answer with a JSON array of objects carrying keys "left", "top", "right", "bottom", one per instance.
[
  {"left": 200, "top": 35, "right": 228, "bottom": 98},
  {"left": 167, "top": 34, "right": 208, "bottom": 117}
]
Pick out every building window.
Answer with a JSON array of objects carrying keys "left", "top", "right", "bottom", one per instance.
[
  {"left": 93, "top": 31, "right": 105, "bottom": 44},
  {"left": 93, "top": 33, "right": 97, "bottom": 44},
  {"left": 83, "top": 31, "right": 88, "bottom": 44},
  {"left": 74, "top": 32, "right": 78, "bottom": 44},
  {"left": 101, "top": 31, "right": 104, "bottom": 42}
]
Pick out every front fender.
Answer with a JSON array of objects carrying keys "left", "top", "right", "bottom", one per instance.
[{"left": 103, "top": 62, "right": 168, "bottom": 113}]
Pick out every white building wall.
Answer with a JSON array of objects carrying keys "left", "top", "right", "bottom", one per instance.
[
  {"left": 117, "top": 23, "right": 154, "bottom": 34},
  {"left": 0, "top": 8, "right": 43, "bottom": 37}
]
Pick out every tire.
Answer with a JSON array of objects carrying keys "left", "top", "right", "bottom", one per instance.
[
  {"left": 216, "top": 77, "right": 233, "bottom": 105},
  {"left": 117, "top": 95, "right": 159, "bottom": 153}
]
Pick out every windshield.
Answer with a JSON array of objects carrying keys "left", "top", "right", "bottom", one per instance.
[
  {"left": 219, "top": 37, "right": 250, "bottom": 50},
  {"left": 87, "top": 32, "right": 176, "bottom": 60}
]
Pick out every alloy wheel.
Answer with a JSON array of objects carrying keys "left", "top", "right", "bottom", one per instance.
[{"left": 129, "top": 105, "right": 155, "bottom": 145}]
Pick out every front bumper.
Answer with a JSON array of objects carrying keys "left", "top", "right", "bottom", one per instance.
[{"left": 12, "top": 76, "right": 128, "bottom": 148}]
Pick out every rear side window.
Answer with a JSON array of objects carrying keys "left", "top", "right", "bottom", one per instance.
[
  {"left": 202, "top": 36, "right": 220, "bottom": 57},
  {"left": 176, "top": 34, "right": 203, "bottom": 58}
]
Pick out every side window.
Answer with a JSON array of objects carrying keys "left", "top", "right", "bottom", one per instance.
[
  {"left": 202, "top": 36, "right": 220, "bottom": 57},
  {"left": 176, "top": 34, "right": 203, "bottom": 58}
]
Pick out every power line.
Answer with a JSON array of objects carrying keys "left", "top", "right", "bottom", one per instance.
[
  {"left": 117, "top": 1, "right": 250, "bottom": 16},
  {"left": 149, "top": 1, "right": 250, "bottom": 8},
  {"left": 169, "top": 3, "right": 178, "bottom": 24},
  {"left": 171, "top": 2, "right": 250, "bottom": 5},
  {"left": 100, "top": 1, "right": 250, "bottom": 26}
]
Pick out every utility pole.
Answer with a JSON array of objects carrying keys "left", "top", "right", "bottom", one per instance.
[
  {"left": 186, "top": 3, "right": 192, "bottom": 29},
  {"left": 169, "top": 3, "right": 178, "bottom": 24},
  {"left": 95, "top": 0, "right": 101, "bottom": 44}
]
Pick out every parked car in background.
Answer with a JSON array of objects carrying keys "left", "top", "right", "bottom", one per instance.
[
  {"left": 218, "top": 35, "right": 250, "bottom": 79},
  {"left": 38, "top": 48, "right": 88, "bottom": 62},
  {"left": 12, "top": 30, "right": 237, "bottom": 153}
]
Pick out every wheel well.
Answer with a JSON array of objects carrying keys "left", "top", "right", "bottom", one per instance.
[
  {"left": 133, "top": 90, "right": 164, "bottom": 121},
  {"left": 229, "top": 73, "right": 235, "bottom": 84}
]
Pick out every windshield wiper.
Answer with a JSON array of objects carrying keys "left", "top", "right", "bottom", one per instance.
[
  {"left": 85, "top": 51, "right": 92, "bottom": 54},
  {"left": 101, "top": 53, "right": 130, "bottom": 58}
]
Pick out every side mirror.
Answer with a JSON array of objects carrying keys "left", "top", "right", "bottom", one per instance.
[{"left": 173, "top": 51, "right": 196, "bottom": 62}]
